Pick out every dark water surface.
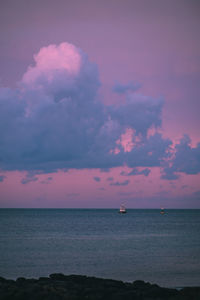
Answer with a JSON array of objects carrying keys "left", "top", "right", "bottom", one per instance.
[{"left": 0, "top": 209, "right": 200, "bottom": 287}]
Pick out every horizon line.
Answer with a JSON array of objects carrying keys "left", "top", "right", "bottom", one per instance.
[{"left": 0, "top": 207, "right": 200, "bottom": 210}]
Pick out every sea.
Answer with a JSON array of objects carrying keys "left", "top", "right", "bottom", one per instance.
[{"left": 0, "top": 209, "right": 200, "bottom": 288}]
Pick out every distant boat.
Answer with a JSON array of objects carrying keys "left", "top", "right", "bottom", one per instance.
[
  {"left": 160, "top": 207, "right": 165, "bottom": 214},
  {"left": 119, "top": 205, "right": 127, "bottom": 214}
]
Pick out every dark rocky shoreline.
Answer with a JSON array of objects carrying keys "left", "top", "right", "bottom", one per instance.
[{"left": 0, "top": 273, "right": 200, "bottom": 300}]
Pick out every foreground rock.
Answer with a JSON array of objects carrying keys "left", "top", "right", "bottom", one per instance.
[{"left": 0, "top": 273, "right": 200, "bottom": 300}]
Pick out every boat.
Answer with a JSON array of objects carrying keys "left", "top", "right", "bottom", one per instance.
[
  {"left": 119, "top": 205, "right": 127, "bottom": 214},
  {"left": 160, "top": 207, "right": 165, "bottom": 214}
]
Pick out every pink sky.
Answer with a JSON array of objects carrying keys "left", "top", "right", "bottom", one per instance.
[{"left": 0, "top": 0, "right": 200, "bottom": 208}]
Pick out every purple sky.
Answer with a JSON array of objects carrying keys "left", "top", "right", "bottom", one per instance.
[{"left": 0, "top": 0, "right": 200, "bottom": 208}]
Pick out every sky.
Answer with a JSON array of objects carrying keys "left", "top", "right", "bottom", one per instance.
[{"left": 0, "top": 0, "right": 200, "bottom": 208}]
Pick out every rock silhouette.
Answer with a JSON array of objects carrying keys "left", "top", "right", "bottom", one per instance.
[{"left": 0, "top": 273, "right": 199, "bottom": 300}]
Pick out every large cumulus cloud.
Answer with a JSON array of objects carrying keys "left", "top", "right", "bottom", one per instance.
[
  {"left": 0, "top": 42, "right": 108, "bottom": 171},
  {"left": 1, "top": 41, "right": 197, "bottom": 176}
]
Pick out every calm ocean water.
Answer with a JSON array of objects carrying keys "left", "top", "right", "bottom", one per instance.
[{"left": 0, "top": 209, "right": 200, "bottom": 287}]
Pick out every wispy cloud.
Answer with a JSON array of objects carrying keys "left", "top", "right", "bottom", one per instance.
[
  {"left": 21, "top": 172, "right": 38, "bottom": 184},
  {"left": 93, "top": 176, "right": 101, "bottom": 182},
  {"left": 110, "top": 180, "right": 130, "bottom": 186},
  {"left": 121, "top": 168, "right": 151, "bottom": 176}
]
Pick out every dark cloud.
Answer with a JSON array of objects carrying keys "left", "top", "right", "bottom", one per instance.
[
  {"left": 161, "top": 169, "right": 180, "bottom": 180},
  {"left": 109, "top": 95, "right": 164, "bottom": 136},
  {"left": 0, "top": 175, "right": 6, "bottom": 182},
  {"left": 93, "top": 176, "right": 101, "bottom": 182},
  {"left": 161, "top": 135, "right": 200, "bottom": 180},
  {"left": 112, "top": 81, "right": 141, "bottom": 94},
  {"left": 110, "top": 180, "right": 130, "bottom": 186},
  {"left": 172, "top": 135, "right": 200, "bottom": 174},
  {"left": 121, "top": 168, "right": 151, "bottom": 176},
  {"left": 126, "top": 133, "right": 172, "bottom": 167}
]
